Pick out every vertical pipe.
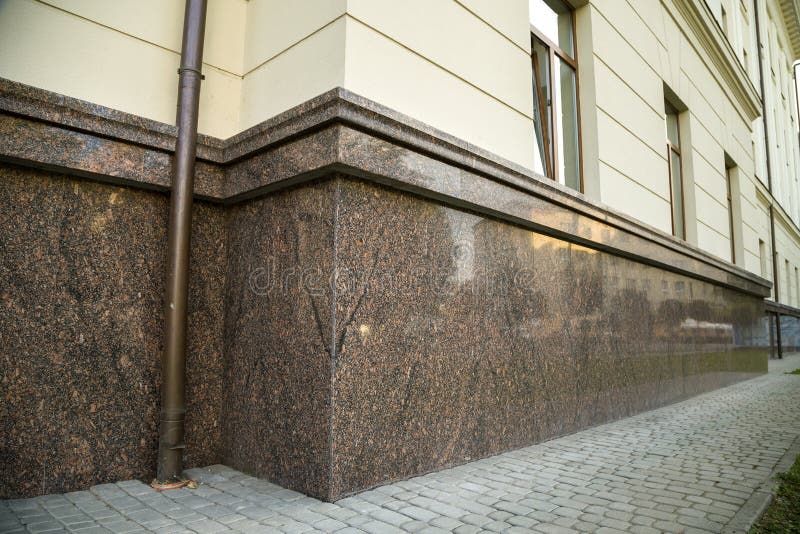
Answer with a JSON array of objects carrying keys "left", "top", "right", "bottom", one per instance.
[
  {"left": 769, "top": 312, "right": 775, "bottom": 358},
  {"left": 157, "top": 0, "right": 208, "bottom": 483},
  {"left": 794, "top": 60, "right": 800, "bottom": 171},
  {"left": 753, "top": 0, "right": 782, "bottom": 358},
  {"left": 753, "top": 0, "right": 773, "bottom": 193}
]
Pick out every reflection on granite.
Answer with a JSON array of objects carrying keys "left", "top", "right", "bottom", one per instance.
[
  {"left": 0, "top": 164, "right": 225, "bottom": 497},
  {"left": 221, "top": 181, "right": 335, "bottom": 500},
  {"left": 775, "top": 313, "right": 800, "bottom": 352},
  {"left": 334, "top": 126, "right": 769, "bottom": 298},
  {"left": 328, "top": 178, "right": 767, "bottom": 498}
]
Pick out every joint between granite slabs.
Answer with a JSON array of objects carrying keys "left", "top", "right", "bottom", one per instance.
[
  {"left": 327, "top": 176, "right": 341, "bottom": 501},
  {"left": 722, "top": 434, "right": 800, "bottom": 533}
]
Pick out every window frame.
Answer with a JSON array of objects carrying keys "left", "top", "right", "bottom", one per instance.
[
  {"left": 529, "top": 3, "right": 583, "bottom": 192},
  {"left": 725, "top": 163, "right": 736, "bottom": 263},
  {"left": 665, "top": 104, "right": 686, "bottom": 239}
]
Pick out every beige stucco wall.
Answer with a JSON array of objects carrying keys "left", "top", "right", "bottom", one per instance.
[
  {"left": 759, "top": 0, "right": 800, "bottom": 224},
  {"left": 575, "top": 0, "right": 759, "bottom": 261},
  {"left": 0, "top": 0, "right": 245, "bottom": 138},
  {"left": 575, "top": 0, "right": 800, "bottom": 301},
  {"left": 240, "top": 0, "right": 346, "bottom": 132},
  {"left": 749, "top": 0, "right": 800, "bottom": 305},
  {"left": 342, "top": 0, "right": 535, "bottom": 169}
]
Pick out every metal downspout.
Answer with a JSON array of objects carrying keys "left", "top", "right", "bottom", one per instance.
[
  {"left": 794, "top": 60, "right": 800, "bottom": 160},
  {"left": 157, "top": 0, "right": 208, "bottom": 483},
  {"left": 754, "top": 0, "right": 783, "bottom": 358}
]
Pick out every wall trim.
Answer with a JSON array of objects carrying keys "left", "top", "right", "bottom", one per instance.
[
  {"left": 665, "top": 0, "right": 762, "bottom": 122},
  {"left": 777, "top": 0, "right": 800, "bottom": 57}
]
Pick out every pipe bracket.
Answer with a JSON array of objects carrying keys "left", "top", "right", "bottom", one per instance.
[{"left": 177, "top": 67, "right": 205, "bottom": 80}]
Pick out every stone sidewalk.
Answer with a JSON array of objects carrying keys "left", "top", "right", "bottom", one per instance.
[{"left": 3, "top": 355, "right": 800, "bottom": 534}]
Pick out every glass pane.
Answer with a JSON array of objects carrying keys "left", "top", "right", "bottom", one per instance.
[
  {"left": 531, "top": 65, "right": 545, "bottom": 175},
  {"left": 529, "top": 0, "right": 574, "bottom": 56},
  {"left": 556, "top": 59, "right": 580, "bottom": 190},
  {"left": 665, "top": 102, "right": 680, "bottom": 147},
  {"left": 532, "top": 38, "right": 552, "bottom": 178},
  {"left": 727, "top": 168, "right": 735, "bottom": 262},
  {"left": 670, "top": 150, "right": 685, "bottom": 239}
]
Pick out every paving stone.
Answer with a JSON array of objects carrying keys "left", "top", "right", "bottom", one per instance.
[
  {"left": 677, "top": 514, "right": 722, "bottom": 531},
  {"left": 652, "top": 519, "right": 686, "bottom": 533},
  {"left": 507, "top": 514, "right": 537, "bottom": 528},
  {"left": 532, "top": 523, "right": 578, "bottom": 534},
  {"left": 359, "top": 519, "right": 405, "bottom": 534},
  {"left": 104, "top": 520, "right": 144, "bottom": 533},
  {"left": 481, "top": 519, "right": 512, "bottom": 532},
  {"left": 26, "top": 521, "right": 65, "bottom": 533},
  {"left": 400, "top": 520, "right": 429, "bottom": 532}
]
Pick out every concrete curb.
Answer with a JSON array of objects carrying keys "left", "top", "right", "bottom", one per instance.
[{"left": 723, "top": 433, "right": 800, "bottom": 533}]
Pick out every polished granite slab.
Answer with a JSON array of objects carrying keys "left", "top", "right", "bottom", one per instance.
[
  {"left": 0, "top": 79, "right": 772, "bottom": 500},
  {"left": 218, "top": 177, "right": 767, "bottom": 500},
  {"left": 221, "top": 180, "right": 336, "bottom": 500},
  {"left": 0, "top": 164, "right": 225, "bottom": 497}
]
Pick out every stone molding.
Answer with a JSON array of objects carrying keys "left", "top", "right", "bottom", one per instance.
[{"left": 0, "top": 77, "right": 771, "bottom": 297}]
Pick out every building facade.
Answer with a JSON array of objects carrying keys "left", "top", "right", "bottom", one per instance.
[{"left": 0, "top": 0, "right": 798, "bottom": 500}]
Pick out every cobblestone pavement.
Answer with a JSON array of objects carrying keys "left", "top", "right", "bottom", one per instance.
[{"left": 3, "top": 355, "right": 800, "bottom": 534}]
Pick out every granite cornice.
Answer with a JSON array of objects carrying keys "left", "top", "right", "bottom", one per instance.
[
  {"left": 765, "top": 299, "right": 800, "bottom": 317},
  {"left": 0, "top": 78, "right": 771, "bottom": 297},
  {"left": 0, "top": 111, "right": 226, "bottom": 200},
  {"left": 0, "top": 78, "right": 226, "bottom": 161}
]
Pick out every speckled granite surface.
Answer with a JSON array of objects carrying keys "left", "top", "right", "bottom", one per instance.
[
  {"left": 0, "top": 164, "right": 225, "bottom": 498},
  {"left": 328, "top": 178, "right": 766, "bottom": 498},
  {"left": 0, "top": 79, "right": 772, "bottom": 501},
  {"left": 203, "top": 177, "right": 767, "bottom": 501},
  {"left": 221, "top": 180, "right": 336, "bottom": 500}
]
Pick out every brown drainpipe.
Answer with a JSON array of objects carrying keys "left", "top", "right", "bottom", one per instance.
[
  {"left": 753, "top": 0, "right": 783, "bottom": 358},
  {"left": 157, "top": 0, "right": 208, "bottom": 483}
]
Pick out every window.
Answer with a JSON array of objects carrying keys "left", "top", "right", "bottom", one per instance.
[
  {"left": 665, "top": 100, "right": 686, "bottom": 239},
  {"left": 795, "top": 266, "right": 799, "bottom": 306},
  {"left": 725, "top": 155, "right": 738, "bottom": 264},
  {"left": 721, "top": 5, "right": 728, "bottom": 38},
  {"left": 786, "top": 259, "right": 791, "bottom": 305},
  {"left": 726, "top": 168, "right": 735, "bottom": 262},
  {"left": 530, "top": 0, "right": 581, "bottom": 191}
]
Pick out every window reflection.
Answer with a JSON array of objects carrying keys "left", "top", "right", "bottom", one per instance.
[{"left": 529, "top": 0, "right": 574, "bottom": 55}]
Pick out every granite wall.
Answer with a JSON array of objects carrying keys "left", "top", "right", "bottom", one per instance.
[
  {"left": 221, "top": 180, "right": 336, "bottom": 500},
  {"left": 218, "top": 177, "right": 767, "bottom": 501},
  {"left": 0, "top": 78, "right": 772, "bottom": 501},
  {"left": 330, "top": 178, "right": 766, "bottom": 498},
  {"left": 0, "top": 164, "right": 225, "bottom": 498}
]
